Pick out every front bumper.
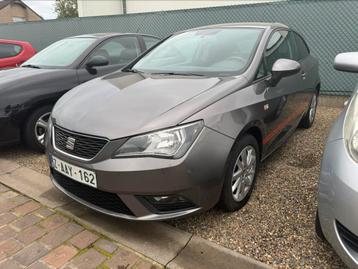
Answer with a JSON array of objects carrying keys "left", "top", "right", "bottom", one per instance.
[
  {"left": 318, "top": 138, "right": 358, "bottom": 268},
  {"left": 47, "top": 125, "right": 234, "bottom": 221}
]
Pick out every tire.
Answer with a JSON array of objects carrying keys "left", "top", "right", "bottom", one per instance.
[
  {"left": 23, "top": 105, "right": 52, "bottom": 152},
  {"left": 219, "top": 134, "right": 259, "bottom": 212},
  {"left": 315, "top": 210, "right": 326, "bottom": 241},
  {"left": 299, "top": 92, "right": 318, "bottom": 129}
]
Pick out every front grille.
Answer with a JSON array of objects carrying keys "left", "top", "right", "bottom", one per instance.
[
  {"left": 337, "top": 220, "right": 358, "bottom": 253},
  {"left": 54, "top": 126, "right": 107, "bottom": 159},
  {"left": 52, "top": 170, "right": 133, "bottom": 216}
]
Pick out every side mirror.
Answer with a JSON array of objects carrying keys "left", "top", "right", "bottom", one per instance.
[
  {"left": 334, "top": 52, "right": 358, "bottom": 73},
  {"left": 86, "top": 55, "right": 109, "bottom": 69},
  {"left": 269, "top": 59, "right": 301, "bottom": 87}
]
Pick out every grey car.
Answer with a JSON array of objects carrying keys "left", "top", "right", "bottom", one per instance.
[
  {"left": 316, "top": 52, "right": 358, "bottom": 269},
  {"left": 46, "top": 23, "right": 320, "bottom": 221}
]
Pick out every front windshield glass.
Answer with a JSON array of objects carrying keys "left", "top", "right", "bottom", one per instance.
[
  {"left": 23, "top": 37, "right": 96, "bottom": 68},
  {"left": 132, "top": 28, "right": 263, "bottom": 76}
]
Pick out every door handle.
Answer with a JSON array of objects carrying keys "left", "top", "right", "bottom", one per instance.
[{"left": 301, "top": 72, "right": 306, "bottom": 80}]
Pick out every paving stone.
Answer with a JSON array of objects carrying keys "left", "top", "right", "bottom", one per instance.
[
  {"left": 135, "top": 260, "right": 161, "bottom": 269},
  {"left": 0, "top": 239, "right": 22, "bottom": 257},
  {"left": 0, "top": 191, "right": 18, "bottom": 200},
  {"left": 33, "top": 208, "right": 54, "bottom": 219},
  {"left": 0, "top": 226, "right": 17, "bottom": 242},
  {"left": 0, "top": 185, "right": 9, "bottom": 193},
  {"left": 106, "top": 248, "right": 140, "bottom": 269},
  {"left": 0, "top": 213, "right": 17, "bottom": 226},
  {"left": 62, "top": 222, "right": 83, "bottom": 235},
  {"left": 40, "top": 226, "right": 73, "bottom": 249},
  {"left": 0, "top": 259, "right": 22, "bottom": 269},
  {"left": 42, "top": 245, "right": 77, "bottom": 268},
  {"left": 40, "top": 214, "right": 68, "bottom": 231},
  {"left": 16, "top": 225, "right": 47, "bottom": 245},
  {"left": 27, "top": 261, "right": 52, "bottom": 269},
  {"left": 11, "top": 214, "right": 41, "bottom": 231},
  {"left": 71, "top": 249, "right": 106, "bottom": 269},
  {"left": 94, "top": 239, "right": 117, "bottom": 254},
  {"left": 13, "top": 242, "right": 48, "bottom": 266},
  {"left": 0, "top": 195, "right": 30, "bottom": 214},
  {"left": 70, "top": 230, "right": 99, "bottom": 249},
  {"left": 0, "top": 159, "right": 20, "bottom": 175},
  {"left": 13, "top": 201, "right": 41, "bottom": 216}
]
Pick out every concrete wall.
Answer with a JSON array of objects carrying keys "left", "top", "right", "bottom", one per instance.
[
  {"left": 78, "top": 0, "right": 283, "bottom": 17},
  {"left": 0, "top": 3, "right": 42, "bottom": 24}
]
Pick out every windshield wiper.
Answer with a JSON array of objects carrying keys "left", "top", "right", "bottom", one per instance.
[
  {"left": 150, "top": 72, "right": 205, "bottom": 77},
  {"left": 22, "top": 64, "right": 41, "bottom": 69}
]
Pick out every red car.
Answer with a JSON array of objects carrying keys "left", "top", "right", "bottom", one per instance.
[{"left": 0, "top": 39, "right": 36, "bottom": 69}]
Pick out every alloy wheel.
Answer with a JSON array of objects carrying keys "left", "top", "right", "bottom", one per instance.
[
  {"left": 34, "top": 112, "right": 51, "bottom": 146},
  {"left": 231, "top": 145, "right": 257, "bottom": 202}
]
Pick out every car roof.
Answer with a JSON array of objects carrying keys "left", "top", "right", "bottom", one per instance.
[
  {"left": 70, "top": 33, "right": 159, "bottom": 39},
  {"left": 180, "top": 22, "right": 289, "bottom": 33}
]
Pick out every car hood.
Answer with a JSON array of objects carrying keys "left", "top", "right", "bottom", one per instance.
[
  {"left": 0, "top": 67, "right": 76, "bottom": 109},
  {"left": 0, "top": 67, "right": 58, "bottom": 90},
  {"left": 52, "top": 71, "right": 247, "bottom": 140}
]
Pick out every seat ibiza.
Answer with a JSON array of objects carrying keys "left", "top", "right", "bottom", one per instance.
[
  {"left": 316, "top": 52, "right": 358, "bottom": 269},
  {"left": 47, "top": 23, "right": 320, "bottom": 220}
]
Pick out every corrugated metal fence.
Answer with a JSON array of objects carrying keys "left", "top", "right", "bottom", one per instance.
[{"left": 0, "top": 0, "right": 357, "bottom": 95}]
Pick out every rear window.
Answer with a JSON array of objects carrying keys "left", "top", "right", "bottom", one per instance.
[{"left": 0, "top": 43, "right": 22, "bottom": 59}]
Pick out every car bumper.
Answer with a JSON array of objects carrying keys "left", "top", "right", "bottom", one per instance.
[
  {"left": 318, "top": 138, "right": 358, "bottom": 268},
  {"left": 46, "top": 125, "right": 234, "bottom": 221}
]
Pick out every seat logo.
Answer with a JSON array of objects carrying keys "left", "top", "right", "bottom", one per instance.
[{"left": 65, "top": 137, "right": 76, "bottom": 150}]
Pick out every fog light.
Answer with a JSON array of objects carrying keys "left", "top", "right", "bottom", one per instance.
[{"left": 142, "top": 195, "right": 196, "bottom": 213}]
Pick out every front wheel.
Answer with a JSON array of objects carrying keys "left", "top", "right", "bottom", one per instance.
[
  {"left": 299, "top": 93, "right": 318, "bottom": 129},
  {"left": 219, "top": 134, "right": 259, "bottom": 212},
  {"left": 23, "top": 105, "right": 52, "bottom": 152}
]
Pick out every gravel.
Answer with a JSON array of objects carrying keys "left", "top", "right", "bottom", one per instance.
[{"left": 0, "top": 99, "right": 348, "bottom": 268}]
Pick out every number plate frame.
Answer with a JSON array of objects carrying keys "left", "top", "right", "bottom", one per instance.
[{"left": 51, "top": 156, "right": 97, "bottom": 188}]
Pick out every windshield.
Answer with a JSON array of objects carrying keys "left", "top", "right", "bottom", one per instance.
[
  {"left": 132, "top": 28, "right": 263, "bottom": 76},
  {"left": 23, "top": 37, "right": 96, "bottom": 68}
]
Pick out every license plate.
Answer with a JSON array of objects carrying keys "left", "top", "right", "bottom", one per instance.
[{"left": 51, "top": 156, "right": 97, "bottom": 188}]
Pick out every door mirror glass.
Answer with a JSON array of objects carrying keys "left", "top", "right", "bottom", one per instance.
[
  {"left": 269, "top": 58, "right": 301, "bottom": 86},
  {"left": 334, "top": 52, "right": 358, "bottom": 73},
  {"left": 86, "top": 55, "right": 109, "bottom": 69}
]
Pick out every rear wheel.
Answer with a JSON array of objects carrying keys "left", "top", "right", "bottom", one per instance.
[
  {"left": 300, "top": 93, "right": 318, "bottom": 129},
  {"left": 219, "top": 134, "right": 259, "bottom": 212},
  {"left": 23, "top": 105, "right": 52, "bottom": 152}
]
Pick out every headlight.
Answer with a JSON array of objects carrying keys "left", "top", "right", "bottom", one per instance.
[
  {"left": 344, "top": 94, "right": 358, "bottom": 162},
  {"left": 114, "top": 121, "right": 204, "bottom": 158}
]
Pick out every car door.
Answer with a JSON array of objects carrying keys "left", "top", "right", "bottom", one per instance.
[
  {"left": 255, "top": 30, "right": 304, "bottom": 154},
  {"left": 290, "top": 31, "right": 316, "bottom": 109},
  {"left": 77, "top": 35, "right": 142, "bottom": 83}
]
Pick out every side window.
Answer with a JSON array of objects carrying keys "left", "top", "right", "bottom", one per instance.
[
  {"left": 288, "top": 32, "right": 300, "bottom": 61},
  {"left": 0, "top": 43, "right": 22, "bottom": 59},
  {"left": 294, "top": 33, "right": 309, "bottom": 60},
  {"left": 143, "top": 36, "right": 160, "bottom": 50},
  {"left": 88, "top": 36, "right": 140, "bottom": 66},
  {"left": 256, "top": 61, "right": 267, "bottom": 79},
  {"left": 264, "top": 31, "right": 291, "bottom": 74}
]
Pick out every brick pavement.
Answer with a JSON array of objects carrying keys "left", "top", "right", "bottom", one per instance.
[{"left": 0, "top": 184, "right": 161, "bottom": 269}]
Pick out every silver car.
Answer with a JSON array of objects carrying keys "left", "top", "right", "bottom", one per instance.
[
  {"left": 46, "top": 23, "right": 320, "bottom": 221},
  {"left": 316, "top": 52, "right": 358, "bottom": 269}
]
